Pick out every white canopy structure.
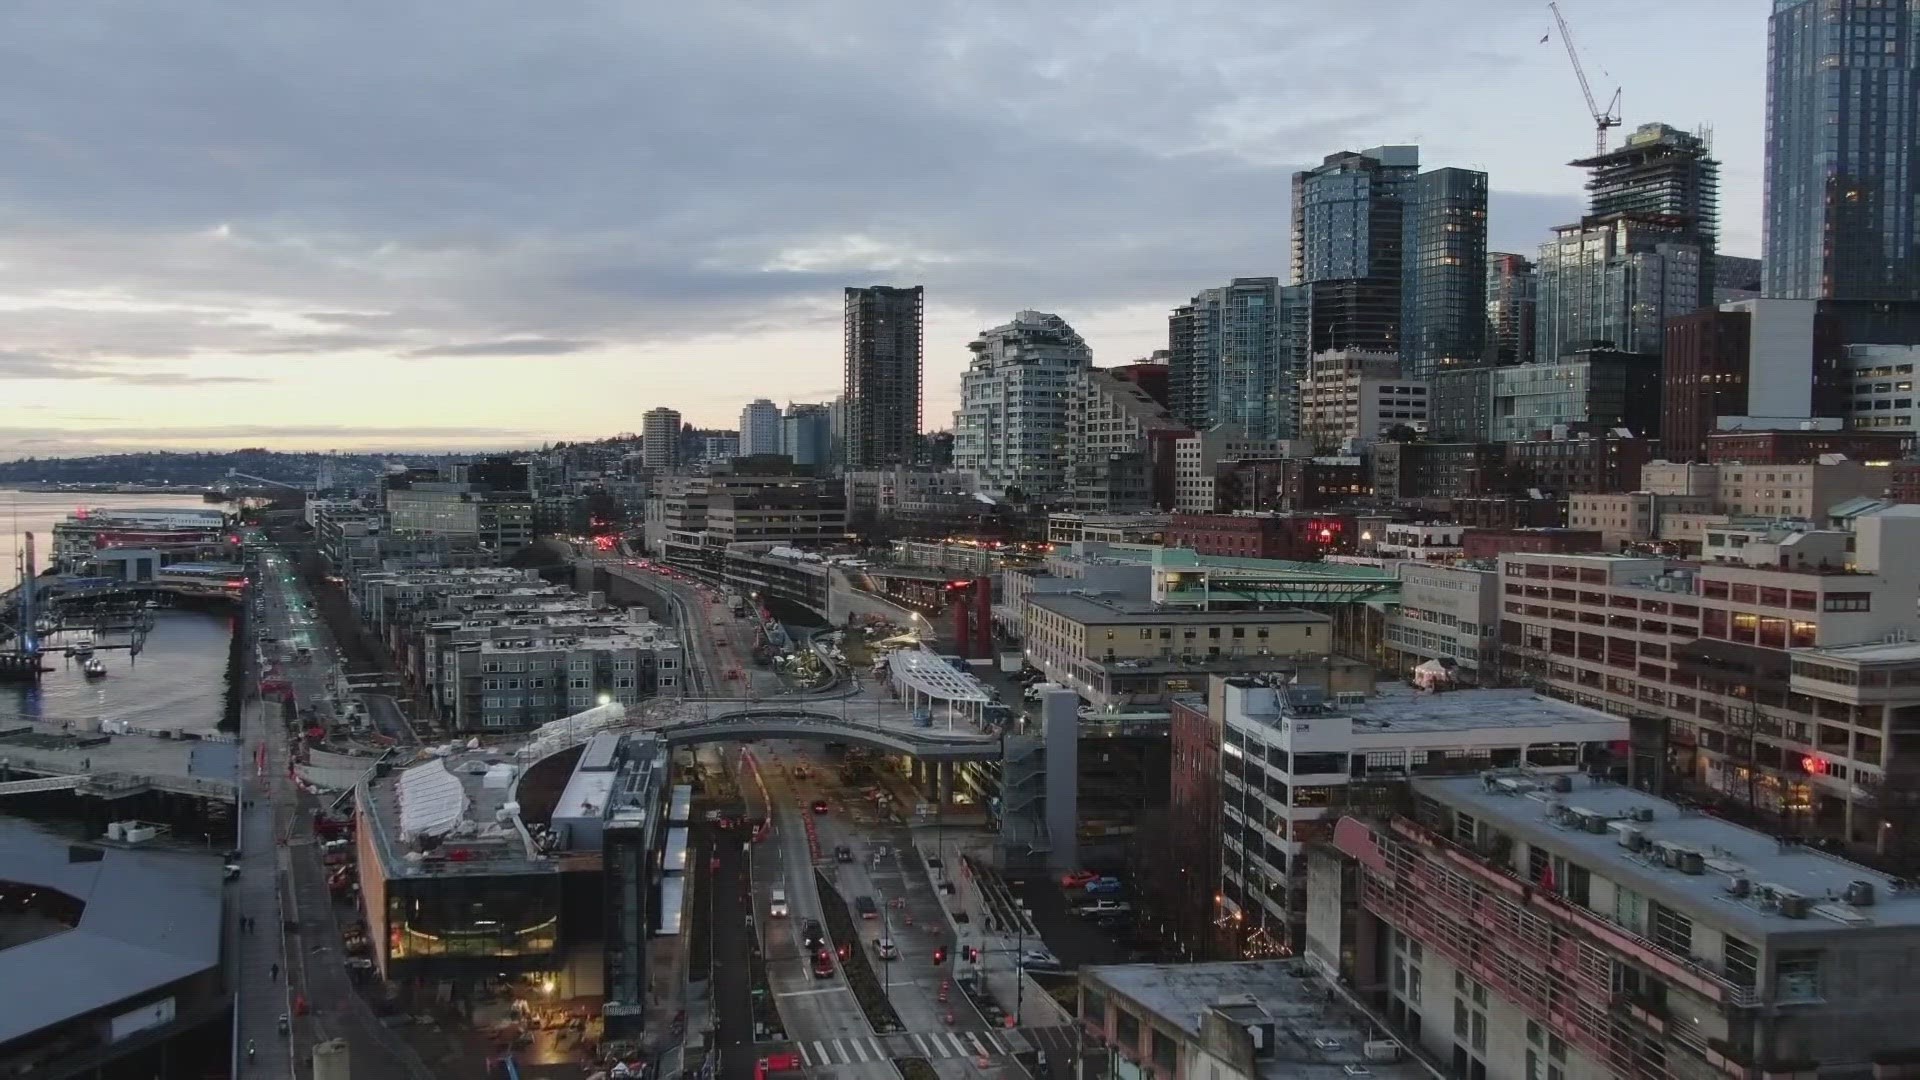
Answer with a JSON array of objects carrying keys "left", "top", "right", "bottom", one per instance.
[
  {"left": 514, "top": 701, "right": 627, "bottom": 766},
  {"left": 396, "top": 758, "right": 469, "bottom": 841},
  {"left": 887, "top": 647, "right": 992, "bottom": 730}
]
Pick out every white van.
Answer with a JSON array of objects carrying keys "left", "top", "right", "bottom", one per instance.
[{"left": 770, "top": 888, "right": 789, "bottom": 918}]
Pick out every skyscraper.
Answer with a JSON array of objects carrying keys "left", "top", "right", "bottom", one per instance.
[
  {"left": 1291, "top": 145, "right": 1421, "bottom": 354},
  {"left": 737, "top": 398, "right": 782, "bottom": 457},
  {"left": 842, "top": 285, "right": 924, "bottom": 469},
  {"left": 1485, "top": 253, "right": 1538, "bottom": 366},
  {"left": 780, "top": 403, "right": 833, "bottom": 470},
  {"left": 1167, "top": 277, "right": 1295, "bottom": 439},
  {"left": 1400, "top": 167, "right": 1489, "bottom": 377},
  {"left": 641, "top": 407, "right": 682, "bottom": 470},
  {"left": 1765, "top": 0, "right": 1920, "bottom": 302},
  {"left": 1574, "top": 122, "right": 1719, "bottom": 280},
  {"left": 952, "top": 310, "right": 1091, "bottom": 501}
]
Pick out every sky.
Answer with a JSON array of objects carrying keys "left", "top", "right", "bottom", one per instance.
[{"left": 0, "top": 1, "right": 1770, "bottom": 459}]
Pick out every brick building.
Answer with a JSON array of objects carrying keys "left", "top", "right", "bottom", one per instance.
[
  {"left": 1504, "top": 429, "right": 1654, "bottom": 495},
  {"left": 1705, "top": 429, "right": 1912, "bottom": 465},
  {"left": 1167, "top": 512, "right": 1356, "bottom": 560}
]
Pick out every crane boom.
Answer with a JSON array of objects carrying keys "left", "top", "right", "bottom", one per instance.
[{"left": 1548, "top": 1, "right": 1622, "bottom": 155}]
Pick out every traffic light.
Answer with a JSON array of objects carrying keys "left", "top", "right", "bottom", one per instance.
[
  {"left": 933, "top": 945, "right": 948, "bottom": 965},
  {"left": 963, "top": 945, "right": 979, "bottom": 963}
]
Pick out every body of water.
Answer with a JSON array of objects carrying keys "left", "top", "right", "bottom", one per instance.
[{"left": 2, "top": 489, "right": 236, "bottom": 733}]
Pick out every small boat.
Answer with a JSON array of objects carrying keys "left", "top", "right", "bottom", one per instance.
[
  {"left": 82, "top": 657, "right": 107, "bottom": 679},
  {"left": 67, "top": 633, "right": 95, "bottom": 658}
]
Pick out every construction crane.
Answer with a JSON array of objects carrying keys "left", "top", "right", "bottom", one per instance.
[{"left": 1549, "top": 1, "right": 1622, "bottom": 155}]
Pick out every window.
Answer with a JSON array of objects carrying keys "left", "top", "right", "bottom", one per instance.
[
  {"left": 1776, "top": 950, "right": 1823, "bottom": 1003},
  {"left": 1724, "top": 935, "right": 1758, "bottom": 988},
  {"left": 1825, "top": 592, "right": 1872, "bottom": 612},
  {"left": 1652, "top": 905, "right": 1692, "bottom": 955}
]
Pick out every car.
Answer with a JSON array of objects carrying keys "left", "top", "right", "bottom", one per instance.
[
  {"left": 802, "top": 919, "right": 826, "bottom": 951},
  {"left": 1018, "top": 949, "right": 1061, "bottom": 970},
  {"left": 791, "top": 764, "right": 812, "bottom": 780},
  {"left": 1084, "top": 876, "right": 1124, "bottom": 896},
  {"left": 1076, "top": 899, "right": 1132, "bottom": 918},
  {"left": 1060, "top": 870, "right": 1099, "bottom": 889},
  {"left": 769, "top": 889, "right": 789, "bottom": 918},
  {"left": 811, "top": 949, "right": 835, "bottom": 979},
  {"left": 835, "top": 845, "right": 853, "bottom": 864},
  {"left": 811, "top": 800, "right": 829, "bottom": 814},
  {"left": 855, "top": 895, "right": 878, "bottom": 920},
  {"left": 872, "top": 937, "right": 898, "bottom": 960}
]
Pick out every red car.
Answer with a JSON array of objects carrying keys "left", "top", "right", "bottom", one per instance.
[
  {"left": 1060, "top": 870, "right": 1099, "bottom": 889},
  {"left": 811, "top": 949, "right": 835, "bottom": 979},
  {"left": 811, "top": 800, "right": 830, "bottom": 814}
]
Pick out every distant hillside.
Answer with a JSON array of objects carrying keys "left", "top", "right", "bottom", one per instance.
[{"left": 0, "top": 449, "right": 399, "bottom": 488}]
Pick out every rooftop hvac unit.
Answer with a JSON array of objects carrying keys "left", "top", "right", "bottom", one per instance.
[
  {"left": 1678, "top": 852, "right": 1706, "bottom": 876},
  {"left": 1631, "top": 807, "right": 1655, "bottom": 823},
  {"left": 1496, "top": 777, "right": 1538, "bottom": 795},
  {"left": 1609, "top": 821, "right": 1644, "bottom": 848},
  {"left": 1363, "top": 1041, "right": 1404, "bottom": 1063},
  {"left": 1549, "top": 775, "right": 1574, "bottom": 793},
  {"left": 1846, "top": 880, "right": 1878, "bottom": 907},
  {"left": 1779, "top": 894, "right": 1813, "bottom": 919},
  {"left": 1343, "top": 1068, "right": 1373, "bottom": 1078},
  {"left": 1581, "top": 811, "right": 1610, "bottom": 834},
  {"left": 1725, "top": 876, "right": 1752, "bottom": 898},
  {"left": 105, "top": 822, "right": 127, "bottom": 841}
]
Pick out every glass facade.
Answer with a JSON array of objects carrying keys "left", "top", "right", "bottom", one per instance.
[
  {"left": 1535, "top": 215, "right": 1703, "bottom": 361},
  {"left": 1765, "top": 0, "right": 1920, "bottom": 302},
  {"left": 1490, "top": 351, "right": 1661, "bottom": 443},
  {"left": 385, "top": 873, "right": 563, "bottom": 969},
  {"left": 1486, "top": 253, "right": 1538, "bottom": 367},
  {"left": 1402, "top": 168, "right": 1490, "bottom": 378},
  {"left": 1168, "top": 277, "right": 1295, "bottom": 439}
]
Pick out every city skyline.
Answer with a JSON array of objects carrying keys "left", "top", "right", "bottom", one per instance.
[{"left": 0, "top": 1, "right": 1770, "bottom": 458}]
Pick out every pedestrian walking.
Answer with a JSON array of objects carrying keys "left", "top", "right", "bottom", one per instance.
[{"left": 270, "top": 962, "right": 279, "bottom": 981}]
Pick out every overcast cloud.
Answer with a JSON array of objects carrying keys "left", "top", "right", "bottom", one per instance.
[{"left": 0, "top": 1, "right": 1768, "bottom": 456}]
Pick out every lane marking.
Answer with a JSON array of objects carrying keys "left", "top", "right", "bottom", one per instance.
[
  {"left": 773, "top": 987, "right": 851, "bottom": 997},
  {"left": 850, "top": 1039, "right": 870, "bottom": 1062},
  {"left": 814, "top": 1041, "right": 833, "bottom": 1065}
]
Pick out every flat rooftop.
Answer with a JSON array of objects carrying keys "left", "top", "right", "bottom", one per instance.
[
  {"left": 1082, "top": 961, "right": 1426, "bottom": 1080},
  {"left": 1026, "top": 592, "right": 1329, "bottom": 626},
  {"left": 1225, "top": 684, "right": 1625, "bottom": 739},
  {"left": 0, "top": 817, "right": 223, "bottom": 1046},
  {"left": 365, "top": 746, "right": 545, "bottom": 877},
  {"left": 1418, "top": 775, "right": 1920, "bottom": 935},
  {"left": 1796, "top": 640, "right": 1920, "bottom": 664}
]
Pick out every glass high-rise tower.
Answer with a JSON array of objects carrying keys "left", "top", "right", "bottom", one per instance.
[
  {"left": 1401, "top": 167, "right": 1489, "bottom": 378},
  {"left": 1765, "top": 0, "right": 1920, "bottom": 302}
]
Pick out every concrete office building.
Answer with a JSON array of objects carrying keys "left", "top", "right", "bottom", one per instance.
[
  {"left": 1212, "top": 679, "right": 1624, "bottom": 953},
  {"left": 1485, "top": 252, "right": 1538, "bottom": 367},
  {"left": 1766, "top": 0, "right": 1920, "bottom": 304},
  {"left": 843, "top": 285, "right": 924, "bottom": 469},
  {"left": 1496, "top": 505, "right": 1920, "bottom": 840},
  {"left": 386, "top": 481, "right": 535, "bottom": 556},
  {"left": 1020, "top": 592, "right": 1332, "bottom": 711},
  {"left": 1330, "top": 776, "right": 1920, "bottom": 1080},
  {"left": 1067, "top": 366, "right": 1190, "bottom": 513},
  {"left": 1298, "top": 350, "right": 1427, "bottom": 451},
  {"left": 1566, "top": 493, "right": 1716, "bottom": 548},
  {"left": 1401, "top": 167, "right": 1489, "bottom": 378},
  {"left": 641, "top": 407, "right": 681, "bottom": 470},
  {"left": 1659, "top": 298, "right": 1853, "bottom": 462},
  {"left": 952, "top": 310, "right": 1091, "bottom": 502},
  {"left": 737, "top": 398, "right": 782, "bottom": 457},
  {"left": 1168, "top": 277, "right": 1299, "bottom": 440},
  {"left": 1536, "top": 214, "right": 1703, "bottom": 362},
  {"left": 1843, "top": 344, "right": 1920, "bottom": 432},
  {"left": 1383, "top": 561, "right": 1501, "bottom": 683},
  {"left": 1173, "top": 427, "right": 1299, "bottom": 512}
]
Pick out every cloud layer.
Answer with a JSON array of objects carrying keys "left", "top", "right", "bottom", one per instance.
[{"left": 0, "top": 1, "right": 1768, "bottom": 455}]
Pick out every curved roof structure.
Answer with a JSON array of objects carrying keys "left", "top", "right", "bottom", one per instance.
[
  {"left": 887, "top": 648, "right": 991, "bottom": 704},
  {"left": 396, "top": 758, "right": 468, "bottom": 840}
]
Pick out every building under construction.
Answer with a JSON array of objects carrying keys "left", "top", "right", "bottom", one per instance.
[{"left": 1571, "top": 121, "right": 1720, "bottom": 278}]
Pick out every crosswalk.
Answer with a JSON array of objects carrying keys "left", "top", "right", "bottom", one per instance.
[{"left": 793, "top": 1029, "right": 1019, "bottom": 1067}]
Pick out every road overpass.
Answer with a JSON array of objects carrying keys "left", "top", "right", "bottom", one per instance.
[{"left": 645, "top": 706, "right": 1001, "bottom": 761}]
